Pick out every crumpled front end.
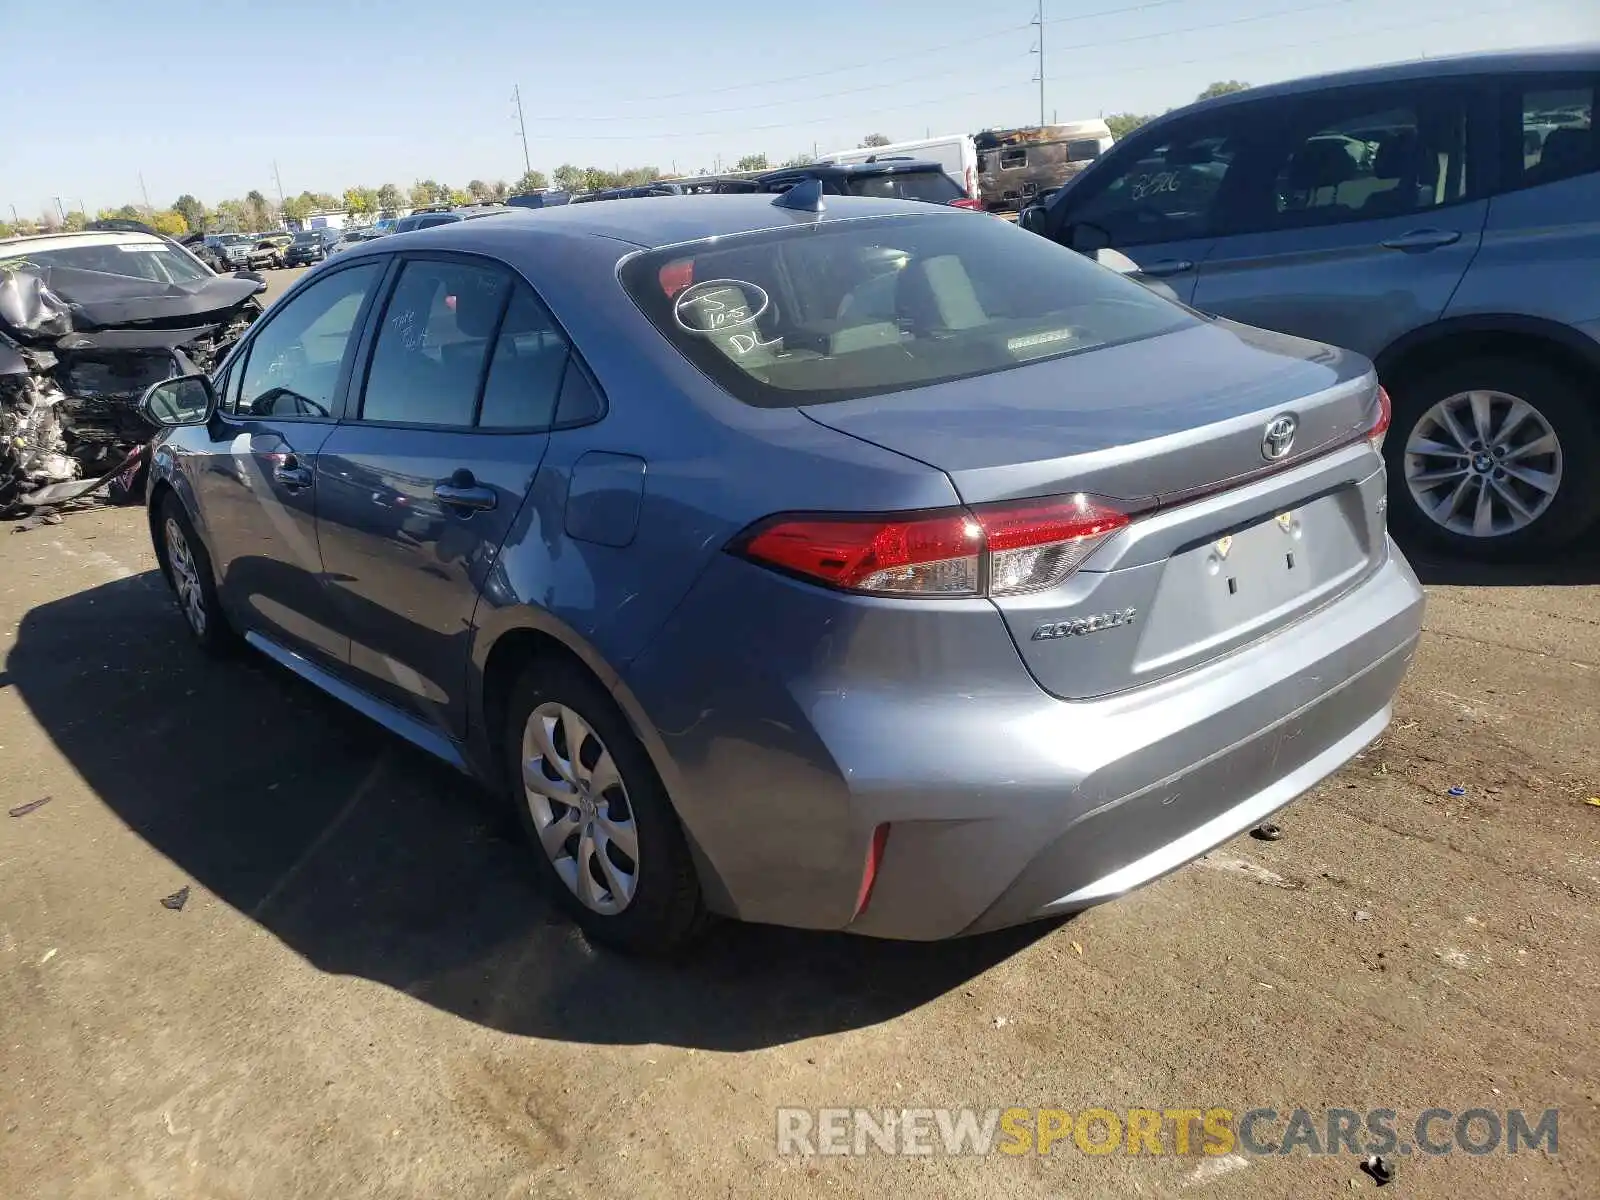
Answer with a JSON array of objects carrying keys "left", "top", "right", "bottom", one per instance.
[{"left": 0, "top": 265, "right": 256, "bottom": 515}]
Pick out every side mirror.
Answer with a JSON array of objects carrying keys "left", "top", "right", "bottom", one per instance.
[
  {"left": 1017, "top": 204, "right": 1047, "bottom": 235},
  {"left": 234, "top": 269, "right": 269, "bottom": 294},
  {"left": 139, "top": 374, "right": 216, "bottom": 427},
  {"left": 1067, "top": 221, "right": 1111, "bottom": 255}
]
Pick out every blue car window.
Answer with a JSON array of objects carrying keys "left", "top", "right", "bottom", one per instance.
[
  {"left": 477, "top": 285, "right": 573, "bottom": 429},
  {"left": 360, "top": 259, "right": 510, "bottom": 427}
]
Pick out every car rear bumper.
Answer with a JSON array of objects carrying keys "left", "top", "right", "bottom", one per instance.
[{"left": 624, "top": 538, "right": 1424, "bottom": 940}]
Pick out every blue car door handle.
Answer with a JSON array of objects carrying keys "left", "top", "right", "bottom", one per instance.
[
  {"left": 1139, "top": 258, "right": 1195, "bottom": 277},
  {"left": 272, "top": 454, "right": 313, "bottom": 489},
  {"left": 434, "top": 471, "right": 497, "bottom": 512},
  {"left": 1379, "top": 229, "right": 1462, "bottom": 251}
]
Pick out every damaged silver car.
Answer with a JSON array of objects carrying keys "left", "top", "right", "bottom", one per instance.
[{"left": 1, "top": 229, "right": 264, "bottom": 515}]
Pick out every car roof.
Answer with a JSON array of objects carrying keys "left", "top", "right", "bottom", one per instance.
[
  {"left": 0, "top": 229, "right": 167, "bottom": 254},
  {"left": 1180, "top": 44, "right": 1600, "bottom": 118},
  {"left": 758, "top": 159, "right": 946, "bottom": 182},
  {"left": 337, "top": 193, "right": 951, "bottom": 255}
]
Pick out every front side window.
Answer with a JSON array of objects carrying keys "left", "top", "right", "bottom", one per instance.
[
  {"left": 1065, "top": 117, "right": 1246, "bottom": 247},
  {"left": 621, "top": 212, "right": 1193, "bottom": 408},
  {"left": 1264, "top": 92, "right": 1469, "bottom": 228},
  {"left": 1515, "top": 79, "right": 1595, "bottom": 188},
  {"left": 232, "top": 263, "right": 381, "bottom": 418},
  {"left": 360, "top": 259, "right": 512, "bottom": 426}
]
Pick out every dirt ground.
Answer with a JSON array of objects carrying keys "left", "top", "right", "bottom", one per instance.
[{"left": 2, "top": 383, "right": 1597, "bottom": 1196}]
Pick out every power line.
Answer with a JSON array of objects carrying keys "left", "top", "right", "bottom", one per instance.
[
  {"left": 553, "top": 0, "right": 1559, "bottom": 143},
  {"left": 582, "top": 0, "right": 1199, "bottom": 106},
  {"left": 528, "top": 54, "right": 1034, "bottom": 123},
  {"left": 523, "top": 0, "right": 1364, "bottom": 127}
]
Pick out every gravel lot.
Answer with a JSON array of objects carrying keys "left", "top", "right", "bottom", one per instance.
[{"left": 0, "top": 272, "right": 1596, "bottom": 1197}]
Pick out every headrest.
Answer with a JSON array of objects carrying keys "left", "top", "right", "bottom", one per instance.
[
  {"left": 1372, "top": 131, "right": 1419, "bottom": 180},
  {"left": 1538, "top": 126, "right": 1594, "bottom": 175},
  {"left": 1286, "top": 139, "right": 1358, "bottom": 191},
  {"left": 450, "top": 274, "right": 506, "bottom": 338}
]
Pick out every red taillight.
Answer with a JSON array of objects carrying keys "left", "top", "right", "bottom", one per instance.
[
  {"left": 736, "top": 493, "right": 1130, "bottom": 597},
  {"left": 947, "top": 197, "right": 984, "bottom": 210},
  {"left": 740, "top": 511, "right": 982, "bottom": 595},
  {"left": 973, "top": 495, "right": 1129, "bottom": 595},
  {"left": 1369, "top": 385, "right": 1392, "bottom": 450},
  {"left": 854, "top": 824, "right": 890, "bottom": 917},
  {"left": 659, "top": 258, "right": 694, "bottom": 298}
]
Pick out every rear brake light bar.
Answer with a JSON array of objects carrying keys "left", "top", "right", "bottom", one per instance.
[{"left": 735, "top": 493, "right": 1130, "bottom": 598}]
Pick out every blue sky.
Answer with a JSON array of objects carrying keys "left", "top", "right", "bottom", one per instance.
[{"left": 3, "top": 0, "right": 1593, "bottom": 219}]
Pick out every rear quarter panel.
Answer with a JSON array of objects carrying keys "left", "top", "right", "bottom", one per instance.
[{"left": 1444, "top": 170, "right": 1600, "bottom": 327}]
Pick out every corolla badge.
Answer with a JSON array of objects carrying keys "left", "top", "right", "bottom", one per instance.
[
  {"left": 1261, "top": 414, "right": 1298, "bottom": 461},
  {"left": 1032, "top": 608, "right": 1138, "bottom": 641}
]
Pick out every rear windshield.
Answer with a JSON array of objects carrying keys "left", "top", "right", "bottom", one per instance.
[
  {"left": 620, "top": 212, "right": 1193, "bottom": 407},
  {"left": 842, "top": 170, "right": 963, "bottom": 204}
]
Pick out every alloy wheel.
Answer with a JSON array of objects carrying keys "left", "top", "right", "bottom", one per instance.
[
  {"left": 1403, "top": 389, "right": 1563, "bottom": 538},
  {"left": 164, "top": 518, "right": 208, "bottom": 637},
  {"left": 521, "top": 701, "right": 639, "bottom": 915}
]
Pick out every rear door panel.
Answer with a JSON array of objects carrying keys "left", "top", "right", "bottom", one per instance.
[
  {"left": 1190, "top": 81, "right": 1490, "bottom": 358},
  {"left": 314, "top": 255, "right": 554, "bottom": 736}
]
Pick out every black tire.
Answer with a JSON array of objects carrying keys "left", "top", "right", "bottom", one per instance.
[
  {"left": 1384, "top": 356, "right": 1600, "bottom": 561},
  {"left": 157, "top": 492, "right": 238, "bottom": 657},
  {"left": 502, "top": 659, "right": 706, "bottom": 955}
]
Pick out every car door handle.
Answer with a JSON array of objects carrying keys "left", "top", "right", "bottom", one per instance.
[
  {"left": 271, "top": 455, "right": 312, "bottom": 489},
  {"left": 434, "top": 476, "right": 497, "bottom": 512},
  {"left": 1138, "top": 259, "right": 1195, "bottom": 277},
  {"left": 1379, "top": 229, "right": 1462, "bottom": 251}
]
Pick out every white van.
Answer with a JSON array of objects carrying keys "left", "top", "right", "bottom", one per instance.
[{"left": 821, "top": 134, "right": 980, "bottom": 201}]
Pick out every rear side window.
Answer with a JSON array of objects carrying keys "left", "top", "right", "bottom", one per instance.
[
  {"left": 477, "top": 286, "right": 574, "bottom": 428},
  {"left": 1514, "top": 79, "right": 1595, "bottom": 189},
  {"left": 361, "top": 260, "right": 512, "bottom": 426},
  {"left": 845, "top": 171, "right": 963, "bottom": 204},
  {"left": 1264, "top": 92, "right": 1470, "bottom": 228},
  {"left": 620, "top": 212, "right": 1192, "bottom": 408}
]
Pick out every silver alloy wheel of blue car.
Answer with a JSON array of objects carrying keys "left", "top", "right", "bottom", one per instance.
[
  {"left": 1402, "top": 388, "right": 1564, "bottom": 538},
  {"left": 164, "top": 517, "right": 208, "bottom": 637},
  {"left": 521, "top": 701, "right": 639, "bottom": 915}
]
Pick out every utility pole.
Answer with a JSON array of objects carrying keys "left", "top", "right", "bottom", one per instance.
[
  {"left": 272, "top": 161, "right": 286, "bottom": 212},
  {"left": 1031, "top": 0, "right": 1046, "bottom": 127},
  {"left": 512, "top": 86, "right": 531, "bottom": 175},
  {"left": 138, "top": 172, "right": 152, "bottom": 215},
  {"left": 52, "top": 196, "right": 65, "bottom": 222}
]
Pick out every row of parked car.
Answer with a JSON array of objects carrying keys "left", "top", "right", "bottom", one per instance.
[{"left": 187, "top": 226, "right": 388, "bottom": 273}]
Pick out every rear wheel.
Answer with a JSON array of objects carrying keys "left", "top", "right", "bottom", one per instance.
[
  {"left": 502, "top": 660, "right": 706, "bottom": 955},
  {"left": 1385, "top": 356, "right": 1600, "bottom": 560}
]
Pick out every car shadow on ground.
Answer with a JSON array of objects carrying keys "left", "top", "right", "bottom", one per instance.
[
  {"left": 9, "top": 571, "right": 1049, "bottom": 1051},
  {"left": 1402, "top": 538, "right": 1600, "bottom": 588}
]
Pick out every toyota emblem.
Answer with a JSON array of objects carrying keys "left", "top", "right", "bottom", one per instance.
[{"left": 1261, "top": 414, "right": 1298, "bottom": 461}]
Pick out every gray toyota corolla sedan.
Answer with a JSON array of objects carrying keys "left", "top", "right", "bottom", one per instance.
[{"left": 137, "top": 189, "right": 1425, "bottom": 954}]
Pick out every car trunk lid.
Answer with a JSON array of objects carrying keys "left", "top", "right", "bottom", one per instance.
[{"left": 801, "top": 319, "right": 1389, "bottom": 699}]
